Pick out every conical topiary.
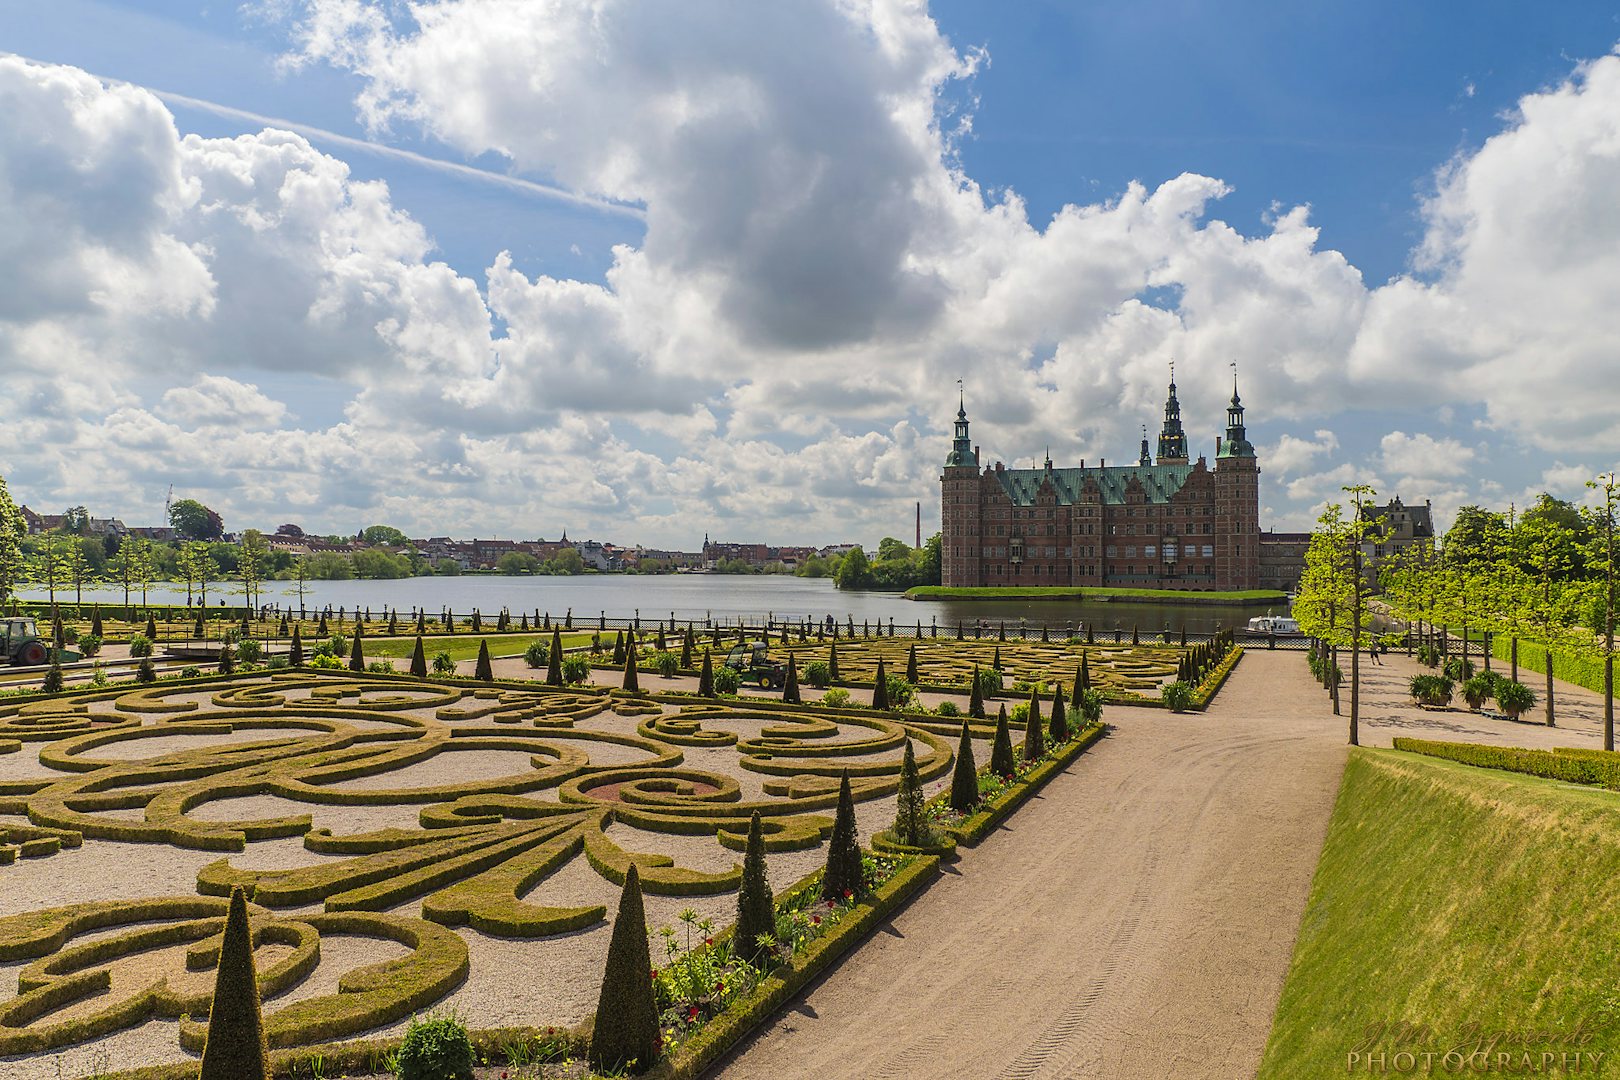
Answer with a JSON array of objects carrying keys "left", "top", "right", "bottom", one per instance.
[
  {"left": 828, "top": 642, "right": 840, "bottom": 682},
  {"left": 289, "top": 624, "right": 304, "bottom": 667},
  {"left": 1049, "top": 683, "right": 1069, "bottom": 743},
  {"left": 475, "top": 640, "right": 493, "bottom": 682},
  {"left": 612, "top": 631, "right": 625, "bottom": 665},
  {"left": 91, "top": 607, "right": 103, "bottom": 637},
  {"left": 892, "top": 740, "right": 926, "bottom": 846},
  {"left": 681, "top": 627, "right": 694, "bottom": 669},
  {"left": 783, "top": 654, "right": 801, "bottom": 704},
  {"left": 589, "top": 865, "right": 659, "bottom": 1074},
  {"left": 872, "top": 658, "right": 889, "bottom": 710},
  {"left": 199, "top": 886, "right": 269, "bottom": 1080},
  {"left": 622, "top": 646, "right": 640, "bottom": 692},
  {"left": 1023, "top": 688, "right": 1044, "bottom": 762},
  {"left": 821, "top": 773, "right": 863, "bottom": 901},
  {"left": 317, "top": 613, "right": 328, "bottom": 636},
  {"left": 348, "top": 623, "right": 365, "bottom": 672},
  {"left": 409, "top": 635, "right": 427, "bottom": 678},
  {"left": 990, "top": 703, "right": 1014, "bottom": 776},
  {"left": 736, "top": 811, "right": 774, "bottom": 960},
  {"left": 992, "top": 646, "right": 1002, "bottom": 671},
  {"left": 698, "top": 650, "right": 714, "bottom": 696},
  {"left": 905, "top": 643, "right": 918, "bottom": 685},
  {"left": 145, "top": 614, "right": 158, "bottom": 639},
  {"left": 950, "top": 721, "right": 978, "bottom": 813},
  {"left": 1078, "top": 652, "right": 1090, "bottom": 690},
  {"left": 968, "top": 665, "right": 985, "bottom": 719},
  {"left": 546, "top": 626, "right": 564, "bottom": 687}
]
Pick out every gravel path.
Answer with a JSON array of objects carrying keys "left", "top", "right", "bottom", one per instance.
[{"left": 712, "top": 650, "right": 1349, "bottom": 1080}]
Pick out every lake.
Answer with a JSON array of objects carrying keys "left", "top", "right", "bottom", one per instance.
[{"left": 17, "top": 575, "right": 1284, "bottom": 634}]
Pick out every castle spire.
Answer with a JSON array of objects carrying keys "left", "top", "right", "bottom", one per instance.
[
  {"left": 945, "top": 387, "right": 977, "bottom": 468},
  {"left": 1139, "top": 424, "right": 1152, "bottom": 467},
  {"left": 1218, "top": 362, "right": 1255, "bottom": 459},
  {"left": 1156, "top": 362, "right": 1189, "bottom": 465}
]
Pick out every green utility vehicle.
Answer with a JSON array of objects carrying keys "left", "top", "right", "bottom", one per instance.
[
  {"left": 723, "top": 641, "right": 787, "bottom": 690},
  {"left": 1, "top": 618, "right": 53, "bottom": 667}
]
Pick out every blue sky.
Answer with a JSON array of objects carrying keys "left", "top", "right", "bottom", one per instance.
[{"left": 1, "top": 1, "right": 1619, "bottom": 546}]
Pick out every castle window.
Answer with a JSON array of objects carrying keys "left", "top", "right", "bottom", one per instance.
[
  {"left": 1106, "top": 546, "right": 1117, "bottom": 558},
  {"left": 1124, "top": 546, "right": 1136, "bottom": 558},
  {"left": 1202, "top": 545, "right": 1214, "bottom": 557},
  {"left": 1145, "top": 546, "right": 1156, "bottom": 558}
]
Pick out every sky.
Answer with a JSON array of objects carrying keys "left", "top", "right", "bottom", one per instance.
[{"left": 1, "top": 1, "right": 1619, "bottom": 549}]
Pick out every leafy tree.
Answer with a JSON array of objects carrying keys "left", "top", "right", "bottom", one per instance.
[
  {"left": 199, "top": 886, "right": 270, "bottom": 1080},
  {"left": 1510, "top": 509, "right": 1581, "bottom": 725},
  {"left": 877, "top": 537, "right": 913, "bottom": 562},
  {"left": 1441, "top": 506, "right": 1508, "bottom": 567},
  {"left": 821, "top": 773, "right": 864, "bottom": 900},
  {"left": 589, "top": 865, "right": 659, "bottom": 1073},
  {"left": 496, "top": 551, "right": 542, "bottom": 574},
  {"left": 170, "top": 498, "right": 224, "bottom": 541},
  {"left": 1583, "top": 474, "right": 1620, "bottom": 749},
  {"left": 360, "top": 525, "right": 408, "bottom": 547},
  {"left": 833, "top": 546, "right": 872, "bottom": 590}
]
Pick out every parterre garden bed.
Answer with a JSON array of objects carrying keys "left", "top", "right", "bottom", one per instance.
[{"left": 0, "top": 637, "right": 1133, "bottom": 1079}]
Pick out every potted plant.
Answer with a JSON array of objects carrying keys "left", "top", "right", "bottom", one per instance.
[
  {"left": 1460, "top": 674, "right": 1492, "bottom": 711},
  {"left": 1409, "top": 674, "right": 1454, "bottom": 708},
  {"left": 1494, "top": 680, "right": 1535, "bottom": 720}
]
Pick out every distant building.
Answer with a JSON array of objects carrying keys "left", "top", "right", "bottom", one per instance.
[
  {"left": 1360, "top": 496, "right": 1435, "bottom": 581},
  {"left": 1258, "top": 531, "right": 1311, "bottom": 593},
  {"left": 939, "top": 376, "right": 1262, "bottom": 590}
]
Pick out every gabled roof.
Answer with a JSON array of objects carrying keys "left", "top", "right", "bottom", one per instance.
[{"left": 992, "top": 463, "right": 1197, "bottom": 506}]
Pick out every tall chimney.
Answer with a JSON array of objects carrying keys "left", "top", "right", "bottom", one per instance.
[{"left": 916, "top": 502, "right": 921, "bottom": 549}]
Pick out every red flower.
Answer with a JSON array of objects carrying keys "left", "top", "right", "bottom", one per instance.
[
  {"left": 811, "top": 915, "right": 821, "bottom": 925},
  {"left": 715, "top": 980, "right": 725, "bottom": 993},
  {"left": 688, "top": 1005, "right": 699, "bottom": 1020},
  {"left": 704, "top": 937, "right": 713, "bottom": 946},
  {"left": 650, "top": 968, "right": 659, "bottom": 979},
  {"left": 826, "top": 898, "right": 837, "bottom": 910},
  {"left": 842, "top": 889, "right": 853, "bottom": 899}
]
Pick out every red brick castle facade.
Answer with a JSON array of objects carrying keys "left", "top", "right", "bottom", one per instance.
[{"left": 940, "top": 376, "right": 1262, "bottom": 590}]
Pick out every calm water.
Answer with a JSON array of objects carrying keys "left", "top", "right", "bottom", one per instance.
[{"left": 18, "top": 575, "right": 1280, "bottom": 634}]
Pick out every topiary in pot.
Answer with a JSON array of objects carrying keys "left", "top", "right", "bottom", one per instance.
[
  {"left": 1495, "top": 679, "right": 1535, "bottom": 719},
  {"left": 524, "top": 640, "right": 549, "bottom": 669},
  {"left": 1161, "top": 680, "right": 1194, "bottom": 713},
  {"left": 1461, "top": 674, "right": 1493, "bottom": 711},
  {"left": 589, "top": 865, "right": 658, "bottom": 1075},
  {"left": 199, "top": 886, "right": 269, "bottom": 1080}
]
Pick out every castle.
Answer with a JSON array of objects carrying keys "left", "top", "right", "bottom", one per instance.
[{"left": 939, "top": 375, "right": 1262, "bottom": 591}]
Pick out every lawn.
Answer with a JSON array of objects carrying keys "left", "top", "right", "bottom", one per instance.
[
  {"left": 903, "top": 585, "right": 1287, "bottom": 603},
  {"left": 1257, "top": 747, "right": 1620, "bottom": 1078},
  {"left": 362, "top": 631, "right": 597, "bottom": 663}
]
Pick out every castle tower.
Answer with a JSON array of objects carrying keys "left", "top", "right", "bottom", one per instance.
[
  {"left": 1157, "top": 369, "right": 1190, "bottom": 466},
  {"left": 1213, "top": 372, "right": 1260, "bottom": 589},
  {"left": 1138, "top": 425, "right": 1152, "bottom": 467},
  {"left": 940, "top": 392, "right": 983, "bottom": 587}
]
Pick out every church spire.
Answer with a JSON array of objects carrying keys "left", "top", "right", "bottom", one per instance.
[
  {"left": 1139, "top": 424, "right": 1152, "bottom": 467},
  {"left": 1156, "top": 363, "right": 1189, "bottom": 465},
  {"left": 945, "top": 386, "right": 977, "bottom": 468}
]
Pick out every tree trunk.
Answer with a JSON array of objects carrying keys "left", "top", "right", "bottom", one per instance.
[
  {"left": 1605, "top": 655, "right": 1614, "bottom": 752},
  {"left": 1349, "top": 631, "right": 1360, "bottom": 745},
  {"left": 1511, "top": 637, "right": 1518, "bottom": 683},
  {"left": 1330, "top": 644, "right": 1341, "bottom": 715},
  {"left": 1545, "top": 650, "right": 1555, "bottom": 727}
]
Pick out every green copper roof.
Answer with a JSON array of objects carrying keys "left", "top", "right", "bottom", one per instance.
[{"left": 992, "top": 463, "right": 1196, "bottom": 506}]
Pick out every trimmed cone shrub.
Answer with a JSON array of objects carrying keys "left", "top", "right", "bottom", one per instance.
[
  {"left": 1022, "top": 688, "right": 1044, "bottom": 761},
  {"left": 289, "top": 625, "right": 304, "bottom": 667},
  {"left": 546, "top": 627, "right": 564, "bottom": 687},
  {"left": 622, "top": 647, "right": 640, "bottom": 692},
  {"left": 992, "top": 645, "right": 1003, "bottom": 671},
  {"left": 698, "top": 650, "right": 715, "bottom": 696},
  {"left": 950, "top": 721, "right": 978, "bottom": 812},
  {"left": 990, "top": 704, "right": 1015, "bottom": 776},
  {"left": 872, "top": 658, "right": 889, "bottom": 710},
  {"left": 475, "top": 640, "right": 494, "bottom": 682},
  {"left": 680, "top": 627, "right": 694, "bottom": 669},
  {"left": 1078, "top": 652, "right": 1090, "bottom": 690},
  {"left": 42, "top": 654, "right": 64, "bottom": 693},
  {"left": 199, "top": 886, "right": 269, "bottom": 1080},
  {"left": 145, "top": 615, "right": 158, "bottom": 639},
  {"left": 821, "top": 773, "right": 863, "bottom": 901},
  {"left": 1050, "top": 683, "right": 1069, "bottom": 742},
  {"left": 892, "top": 740, "right": 927, "bottom": 846},
  {"left": 90, "top": 608, "right": 103, "bottom": 637},
  {"left": 348, "top": 625, "right": 365, "bottom": 673},
  {"left": 589, "top": 865, "right": 659, "bottom": 1074},
  {"left": 828, "top": 642, "right": 840, "bottom": 682},
  {"left": 783, "top": 654, "right": 801, "bottom": 704},
  {"left": 905, "top": 643, "right": 919, "bottom": 684},
  {"left": 968, "top": 665, "right": 985, "bottom": 719},
  {"left": 317, "top": 614, "right": 328, "bottom": 636},
  {"left": 612, "top": 631, "right": 625, "bottom": 665},
  {"left": 736, "top": 811, "right": 774, "bottom": 960},
  {"left": 410, "top": 636, "right": 428, "bottom": 678}
]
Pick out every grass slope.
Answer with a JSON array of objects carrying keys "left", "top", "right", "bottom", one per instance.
[
  {"left": 1258, "top": 748, "right": 1620, "bottom": 1078},
  {"left": 903, "top": 585, "right": 1286, "bottom": 603}
]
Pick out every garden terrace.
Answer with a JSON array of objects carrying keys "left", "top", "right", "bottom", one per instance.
[{"left": 0, "top": 669, "right": 980, "bottom": 1077}]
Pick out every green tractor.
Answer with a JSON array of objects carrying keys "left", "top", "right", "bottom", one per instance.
[
  {"left": 723, "top": 640, "right": 787, "bottom": 690},
  {"left": 1, "top": 617, "right": 54, "bottom": 667}
]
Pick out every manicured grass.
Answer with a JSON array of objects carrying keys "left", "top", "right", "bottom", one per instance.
[
  {"left": 363, "top": 632, "right": 596, "bottom": 663},
  {"left": 1257, "top": 748, "right": 1620, "bottom": 1078},
  {"left": 904, "top": 585, "right": 1287, "bottom": 603}
]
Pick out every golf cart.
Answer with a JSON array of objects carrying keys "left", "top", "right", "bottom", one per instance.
[{"left": 723, "top": 641, "right": 787, "bottom": 690}]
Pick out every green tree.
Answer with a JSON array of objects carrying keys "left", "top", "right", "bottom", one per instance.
[
  {"left": 360, "top": 524, "right": 408, "bottom": 547},
  {"left": 199, "top": 886, "right": 269, "bottom": 1080},
  {"left": 1583, "top": 474, "right": 1620, "bottom": 750},
  {"left": 821, "top": 773, "right": 864, "bottom": 900},
  {"left": 1510, "top": 510, "right": 1581, "bottom": 725},
  {"left": 238, "top": 531, "right": 268, "bottom": 610},
  {"left": 496, "top": 551, "right": 541, "bottom": 574},
  {"left": 736, "top": 811, "right": 774, "bottom": 960},
  {"left": 589, "top": 865, "right": 659, "bottom": 1073},
  {"left": 170, "top": 498, "right": 224, "bottom": 541},
  {"left": 877, "top": 537, "right": 912, "bottom": 562},
  {"left": 1441, "top": 505, "right": 1508, "bottom": 567},
  {"left": 949, "top": 721, "right": 978, "bottom": 812},
  {"left": 833, "top": 546, "right": 872, "bottom": 590}
]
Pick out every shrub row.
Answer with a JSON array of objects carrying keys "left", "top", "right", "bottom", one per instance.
[
  {"left": 1391, "top": 738, "right": 1620, "bottom": 789},
  {"left": 950, "top": 722, "right": 1107, "bottom": 847}
]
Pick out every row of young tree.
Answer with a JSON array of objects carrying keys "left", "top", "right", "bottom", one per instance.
[{"left": 1295, "top": 480, "right": 1620, "bottom": 749}]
